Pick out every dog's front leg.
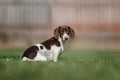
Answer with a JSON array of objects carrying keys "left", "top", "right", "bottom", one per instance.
[{"left": 53, "top": 53, "right": 59, "bottom": 62}]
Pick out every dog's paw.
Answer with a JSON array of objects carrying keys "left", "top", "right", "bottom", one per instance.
[{"left": 53, "top": 59, "right": 58, "bottom": 62}]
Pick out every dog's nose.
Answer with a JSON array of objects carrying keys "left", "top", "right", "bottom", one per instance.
[{"left": 65, "top": 38, "right": 68, "bottom": 41}]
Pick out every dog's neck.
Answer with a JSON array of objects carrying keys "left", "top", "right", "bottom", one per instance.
[
  {"left": 57, "top": 36, "right": 65, "bottom": 52},
  {"left": 58, "top": 36, "right": 67, "bottom": 44}
]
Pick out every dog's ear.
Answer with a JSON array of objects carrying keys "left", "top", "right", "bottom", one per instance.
[
  {"left": 69, "top": 26, "right": 75, "bottom": 39},
  {"left": 54, "top": 27, "right": 60, "bottom": 39}
]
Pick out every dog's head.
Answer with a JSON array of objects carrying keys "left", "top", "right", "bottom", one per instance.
[{"left": 54, "top": 26, "right": 75, "bottom": 41}]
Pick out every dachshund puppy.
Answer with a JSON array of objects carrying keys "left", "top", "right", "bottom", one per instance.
[{"left": 22, "top": 26, "right": 75, "bottom": 62}]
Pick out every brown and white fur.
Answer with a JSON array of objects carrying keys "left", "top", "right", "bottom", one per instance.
[{"left": 22, "top": 26, "right": 75, "bottom": 62}]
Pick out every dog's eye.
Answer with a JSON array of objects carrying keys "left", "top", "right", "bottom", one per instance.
[{"left": 66, "top": 31, "right": 69, "bottom": 34}]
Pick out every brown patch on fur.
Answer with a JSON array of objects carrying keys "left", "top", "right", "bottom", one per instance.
[
  {"left": 41, "top": 37, "right": 60, "bottom": 50},
  {"left": 67, "top": 26, "right": 75, "bottom": 39},
  {"left": 22, "top": 46, "right": 39, "bottom": 59},
  {"left": 54, "top": 27, "right": 60, "bottom": 39}
]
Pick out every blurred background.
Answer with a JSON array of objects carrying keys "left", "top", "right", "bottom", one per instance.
[{"left": 0, "top": 0, "right": 120, "bottom": 50}]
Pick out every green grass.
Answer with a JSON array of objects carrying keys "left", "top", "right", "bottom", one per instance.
[{"left": 0, "top": 48, "right": 120, "bottom": 80}]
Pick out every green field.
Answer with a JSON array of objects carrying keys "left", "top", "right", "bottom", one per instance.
[{"left": 0, "top": 48, "right": 120, "bottom": 80}]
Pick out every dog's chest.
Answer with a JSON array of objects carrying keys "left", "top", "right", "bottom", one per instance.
[
  {"left": 52, "top": 45, "right": 64, "bottom": 53},
  {"left": 45, "top": 45, "right": 64, "bottom": 55},
  {"left": 48, "top": 45, "right": 64, "bottom": 60}
]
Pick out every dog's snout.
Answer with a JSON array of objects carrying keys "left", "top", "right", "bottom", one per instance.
[
  {"left": 65, "top": 37, "right": 68, "bottom": 41},
  {"left": 63, "top": 33, "right": 69, "bottom": 41}
]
